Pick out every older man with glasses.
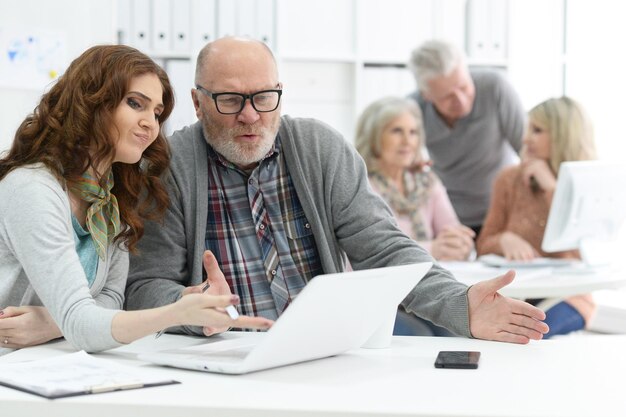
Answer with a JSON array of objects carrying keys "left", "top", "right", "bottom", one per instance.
[{"left": 125, "top": 36, "right": 549, "bottom": 344}]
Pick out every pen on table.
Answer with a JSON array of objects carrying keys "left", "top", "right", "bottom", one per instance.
[{"left": 155, "top": 281, "right": 239, "bottom": 338}]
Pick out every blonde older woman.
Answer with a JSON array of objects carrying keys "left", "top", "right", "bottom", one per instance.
[
  {"left": 477, "top": 96, "right": 597, "bottom": 337},
  {"left": 356, "top": 96, "right": 475, "bottom": 336},
  {"left": 355, "top": 96, "right": 474, "bottom": 261}
]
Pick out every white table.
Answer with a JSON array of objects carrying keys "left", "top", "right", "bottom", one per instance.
[
  {"left": 441, "top": 261, "right": 626, "bottom": 298},
  {"left": 2, "top": 333, "right": 625, "bottom": 417}
]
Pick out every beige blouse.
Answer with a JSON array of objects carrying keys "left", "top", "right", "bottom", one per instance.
[{"left": 477, "top": 165, "right": 578, "bottom": 259}]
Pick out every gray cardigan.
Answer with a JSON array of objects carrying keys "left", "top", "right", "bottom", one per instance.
[
  {"left": 127, "top": 116, "right": 471, "bottom": 336},
  {"left": 0, "top": 165, "right": 126, "bottom": 353}
]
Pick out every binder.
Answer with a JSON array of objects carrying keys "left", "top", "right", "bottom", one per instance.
[
  {"left": 466, "top": 0, "right": 509, "bottom": 61},
  {"left": 466, "top": 0, "right": 490, "bottom": 60},
  {"left": 0, "top": 351, "right": 179, "bottom": 399},
  {"left": 151, "top": 0, "right": 172, "bottom": 51},
  {"left": 116, "top": 0, "right": 132, "bottom": 45},
  {"left": 172, "top": 0, "right": 191, "bottom": 52},
  {"left": 191, "top": 0, "right": 216, "bottom": 51},
  {"left": 217, "top": 0, "right": 237, "bottom": 38},
  {"left": 131, "top": 0, "right": 151, "bottom": 50},
  {"left": 488, "top": 0, "right": 508, "bottom": 60},
  {"left": 255, "top": 0, "right": 275, "bottom": 49},
  {"left": 236, "top": 0, "right": 256, "bottom": 38}
]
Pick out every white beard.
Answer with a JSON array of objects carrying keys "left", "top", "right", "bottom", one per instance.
[{"left": 201, "top": 111, "right": 280, "bottom": 167}]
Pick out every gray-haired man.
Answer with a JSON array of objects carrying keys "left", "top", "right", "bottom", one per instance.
[{"left": 408, "top": 39, "right": 526, "bottom": 236}]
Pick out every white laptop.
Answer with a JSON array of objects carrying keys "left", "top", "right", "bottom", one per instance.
[{"left": 139, "top": 262, "right": 432, "bottom": 374}]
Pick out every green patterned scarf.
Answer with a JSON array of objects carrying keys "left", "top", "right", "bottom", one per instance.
[{"left": 69, "top": 171, "right": 120, "bottom": 260}]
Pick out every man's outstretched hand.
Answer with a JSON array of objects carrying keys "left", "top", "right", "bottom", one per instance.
[{"left": 468, "top": 270, "right": 549, "bottom": 344}]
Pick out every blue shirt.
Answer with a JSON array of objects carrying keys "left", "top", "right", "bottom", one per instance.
[{"left": 71, "top": 215, "right": 98, "bottom": 287}]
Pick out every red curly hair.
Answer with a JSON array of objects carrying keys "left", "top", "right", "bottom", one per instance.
[{"left": 0, "top": 44, "right": 174, "bottom": 253}]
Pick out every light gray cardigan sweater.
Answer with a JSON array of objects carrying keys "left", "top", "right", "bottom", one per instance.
[
  {"left": 0, "top": 165, "right": 126, "bottom": 352},
  {"left": 127, "top": 116, "right": 471, "bottom": 336}
]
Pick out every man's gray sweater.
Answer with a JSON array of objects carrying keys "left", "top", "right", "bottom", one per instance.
[{"left": 127, "top": 116, "right": 471, "bottom": 336}]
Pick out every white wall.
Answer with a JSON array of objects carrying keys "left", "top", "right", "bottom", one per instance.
[
  {"left": 505, "top": 0, "right": 626, "bottom": 162},
  {"left": 0, "top": 0, "right": 115, "bottom": 151},
  {"left": 564, "top": 0, "right": 626, "bottom": 162},
  {"left": 507, "top": 0, "right": 564, "bottom": 110},
  {"left": 2, "top": 0, "right": 625, "bottom": 162}
]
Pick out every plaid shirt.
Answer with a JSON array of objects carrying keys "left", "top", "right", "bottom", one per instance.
[{"left": 204, "top": 136, "right": 322, "bottom": 320}]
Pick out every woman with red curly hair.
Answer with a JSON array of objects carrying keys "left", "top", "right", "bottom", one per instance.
[{"left": 0, "top": 45, "right": 271, "bottom": 353}]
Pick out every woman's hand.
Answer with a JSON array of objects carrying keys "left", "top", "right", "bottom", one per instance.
[
  {"left": 521, "top": 157, "right": 556, "bottom": 195},
  {"left": 183, "top": 250, "right": 268, "bottom": 336},
  {"left": 499, "top": 231, "right": 538, "bottom": 261},
  {"left": 408, "top": 159, "right": 433, "bottom": 173},
  {"left": 0, "top": 306, "right": 63, "bottom": 349},
  {"left": 170, "top": 293, "right": 273, "bottom": 331},
  {"left": 431, "top": 225, "right": 476, "bottom": 261}
]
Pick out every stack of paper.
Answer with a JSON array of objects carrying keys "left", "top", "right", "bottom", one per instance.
[{"left": 0, "top": 351, "right": 178, "bottom": 399}]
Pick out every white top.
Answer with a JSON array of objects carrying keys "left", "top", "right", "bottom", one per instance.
[{"left": 0, "top": 165, "right": 126, "bottom": 352}]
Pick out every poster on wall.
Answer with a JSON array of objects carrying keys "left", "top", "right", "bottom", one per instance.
[{"left": 0, "top": 28, "right": 67, "bottom": 90}]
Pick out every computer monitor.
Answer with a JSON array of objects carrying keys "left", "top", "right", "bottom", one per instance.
[{"left": 542, "top": 161, "right": 626, "bottom": 266}]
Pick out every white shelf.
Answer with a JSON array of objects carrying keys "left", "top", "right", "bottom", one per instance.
[
  {"left": 141, "top": 51, "right": 192, "bottom": 60},
  {"left": 362, "top": 60, "right": 408, "bottom": 67},
  {"left": 467, "top": 58, "right": 509, "bottom": 68},
  {"left": 278, "top": 54, "right": 358, "bottom": 64},
  {"left": 115, "top": 0, "right": 514, "bottom": 142}
]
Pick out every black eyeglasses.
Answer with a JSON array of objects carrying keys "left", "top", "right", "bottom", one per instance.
[{"left": 195, "top": 85, "right": 283, "bottom": 115}]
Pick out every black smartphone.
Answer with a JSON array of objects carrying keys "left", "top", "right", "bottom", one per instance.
[{"left": 434, "top": 351, "right": 481, "bottom": 369}]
